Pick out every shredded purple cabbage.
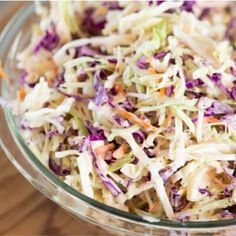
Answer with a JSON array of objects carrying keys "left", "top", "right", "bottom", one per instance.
[
  {"left": 170, "top": 187, "right": 188, "bottom": 212},
  {"left": 132, "top": 130, "right": 146, "bottom": 144},
  {"left": 219, "top": 210, "right": 234, "bottom": 218},
  {"left": 119, "top": 97, "right": 136, "bottom": 112},
  {"left": 102, "top": 1, "right": 123, "bottom": 10},
  {"left": 154, "top": 51, "right": 168, "bottom": 60},
  {"left": 108, "top": 58, "right": 117, "bottom": 64},
  {"left": 231, "top": 86, "right": 236, "bottom": 100},
  {"left": 166, "top": 85, "right": 174, "bottom": 97},
  {"left": 58, "top": 89, "right": 84, "bottom": 101},
  {"left": 19, "top": 72, "right": 38, "bottom": 88},
  {"left": 144, "top": 147, "right": 156, "bottom": 158},
  {"left": 223, "top": 184, "right": 234, "bottom": 198},
  {"left": 82, "top": 7, "right": 107, "bottom": 36},
  {"left": 34, "top": 30, "right": 59, "bottom": 53},
  {"left": 220, "top": 114, "right": 236, "bottom": 129},
  {"left": 199, "top": 188, "right": 212, "bottom": 196},
  {"left": 199, "top": 97, "right": 234, "bottom": 117},
  {"left": 209, "top": 73, "right": 231, "bottom": 98},
  {"left": 95, "top": 85, "right": 110, "bottom": 106},
  {"left": 136, "top": 57, "right": 149, "bottom": 69},
  {"left": 181, "top": 1, "right": 196, "bottom": 12},
  {"left": 89, "top": 142, "right": 122, "bottom": 196},
  {"left": 113, "top": 115, "right": 130, "bottom": 127},
  {"left": 199, "top": 8, "right": 210, "bottom": 20},
  {"left": 93, "top": 70, "right": 110, "bottom": 106},
  {"left": 86, "top": 122, "right": 106, "bottom": 140},
  {"left": 76, "top": 45, "right": 99, "bottom": 58},
  {"left": 159, "top": 166, "right": 173, "bottom": 183},
  {"left": 49, "top": 157, "right": 70, "bottom": 176},
  {"left": 186, "top": 78, "right": 205, "bottom": 89}
]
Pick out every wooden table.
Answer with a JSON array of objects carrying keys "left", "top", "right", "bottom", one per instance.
[{"left": 0, "top": 3, "right": 111, "bottom": 235}]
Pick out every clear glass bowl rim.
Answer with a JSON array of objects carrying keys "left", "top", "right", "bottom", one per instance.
[{"left": 0, "top": 2, "right": 236, "bottom": 230}]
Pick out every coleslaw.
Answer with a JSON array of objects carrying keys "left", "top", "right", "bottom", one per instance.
[{"left": 1, "top": 0, "right": 236, "bottom": 221}]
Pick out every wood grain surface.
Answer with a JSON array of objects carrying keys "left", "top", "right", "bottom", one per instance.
[{"left": 0, "top": 3, "right": 111, "bottom": 236}]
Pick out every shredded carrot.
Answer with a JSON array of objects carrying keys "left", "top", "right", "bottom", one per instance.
[
  {"left": 94, "top": 6, "right": 108, "bottom": 16},
  {"left": 159, "top": 88, "right": 166, "bottom": 96},
  {"left": 114, "top": 106, "right": 158, "bottom": 132},
  {"left": 0, "top": 63, "right": 7, "bottom": 80},
  {"left": 205, "top": 116, "right": 220, "bottom": 123},
  {"left": 147, "top": 67, "right": 156, "bottom": 74},
  {"left": 95, "top": 143, "right": 115, "bottom": 156},
  {"left": 17, "top": 87, "right": 27, "bottom": 101},
  {"left": 114, "top": 84, "right": 124, "bottom": 94}
]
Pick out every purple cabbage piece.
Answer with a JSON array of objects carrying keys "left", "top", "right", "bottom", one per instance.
[
  {"left": 94, "top": 86, "right": 110, "bottom": 106},
  {"left": 170, "top": 187, "right": 188, "bottom": 212},
  {"left": 166, "top": 85, "right": 174, "bottom": 97},
  {"left": 19, "top": 72, "right": 38, "bottom": 88},
  {"left": 186, "top": 78, "right": 205, "bottom": 89},
  {"left": 231, "top": 66, "right": 236, "bottom": 77},
  {"left": 46, "top": 130, "right": 60, "bottom": 138},
  {"left": 102, "top": 1, "right": 123, "bottom": 10},
  {"left": 93, "top": 70, "right": 110, "bottom": 106},
  {"left": 231, "top": 86, "right": 236, "bottom": 100},
  {"left": 86, "top": 122, "right": 106, "bottom": 140},
  {"left": 49, "top": 157, "right": 70, "bottom": 176},
  {"left": 154, "top": 51, "right": 168, "bottom": 60},
  {"left": 34, "top": 30, "right": 59, "bottom": 53},
  {"left": 113, "top": 115, "right": 130, "bottom": 127},
  {"left": 89, "top": 143, "right": 122, "bottom": 196},
  {"left": 226, "top": 17, "right": 236, "bottom": 44},
  {"left": 54, "top": 72, "right": 65, "bottom": 88},
  {"left": 220, "top": 114, "right": 236, "bottom": 129},
  {"left": 144, "top": 171, "right": 152, "bottom": 181},
  {"left": 199, "top": 188, "right": 212, "bottom": 196},
  {"left": 82, "top": 7, "right": 106, "bottom": 36},
  {"left": 132, "top": 130, "right": 146, "bottom": 144},
  {"left": 181, "top": 1, "right": 196, "bottom": 12},
  {"left": 119, "top": 97, "right": 136, "bottom": 112},
  {"left": 108, "top": 58, "right": 117, "bottom": 64},
  {"left": 199, "top": 97, "right": 234, "bottom": 117},
  {"left": 223, "top": 184, "right": 234, "bottom": 198},
  {"left": 159, "top": 166, "right": 173, "bottom": 183},
  {"left": 94, "top": 70, "right": 108, "bottom": 90},
  {"left": 199, "top": 8, "right": 210, "bottom": 20},
  {"left": 58, "top": 89, "right": 84, "bottom": 101},
  {"left": 76, "top": 45, "right": 99, "bottom": 58},
  {"left": 21, "top": 123, "right": 33, "bottom": 131},
  {"left": 136, "top": 57, "right": 149, "bottom": 69},
  {"left": 178, "top": 215, "right": 190, "bottom": 222},
  {"left": 209, "top": 73, "right": 231, "bottom": 98},
  {"left": 219, "top": 210, "right": 234, "bottom": 218},
  {"left": 148, "top": 0, "right": 164, "bottom": 5},
  {"left": 144, "top": 147, "right": 156, "bottom": 158}
]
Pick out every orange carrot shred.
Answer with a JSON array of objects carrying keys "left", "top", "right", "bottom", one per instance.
[
  {"left": 147, "top": 67, "right": 156, "bottom": 74},
  {"left": 159, "top": 88, "right": 166, "bottom": 96},
  {"left": 95, "top": 143, "right": 115, "bottom": 156},
  {"left": 0, "top": 63, "right": 7, "bottom": 80},
  {"left": 114, "top": 106, "right": 158, "bottom": 132},
  {"left": 114, "top": 84, "right": 124, "bottom": 94},
  {"left": 17, "top": 88, "right": 27, "bottom": 101},
  {"left": 205, "top": 116, "right": 219, "bottom": 123}
]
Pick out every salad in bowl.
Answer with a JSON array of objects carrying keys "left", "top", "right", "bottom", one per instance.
[{"left": 0, "top": 0, "right": 235, "bottom": 223}]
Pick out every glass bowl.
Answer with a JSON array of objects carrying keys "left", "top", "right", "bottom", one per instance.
[{"left": 0, "top": 3, "right": 235, "bottom": 235}]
